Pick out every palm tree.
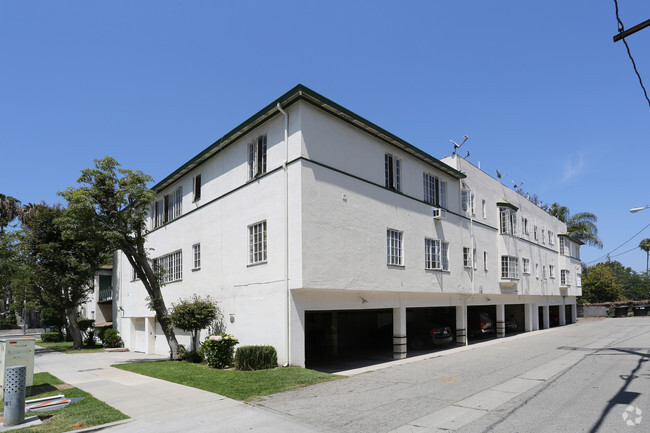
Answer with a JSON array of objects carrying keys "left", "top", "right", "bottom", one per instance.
[
  {"left": 640, "top": 238, "right": 650, "bottom": 276},
  {"left": 548, "top": 203, "right": 602, "bottom": 249},
  {"left": 0, "top": 194, "right": 21, "bottom": 233}
]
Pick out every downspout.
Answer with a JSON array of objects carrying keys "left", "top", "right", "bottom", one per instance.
[{"left": 277, "top": 103, "right": 290, "bottom": 366}]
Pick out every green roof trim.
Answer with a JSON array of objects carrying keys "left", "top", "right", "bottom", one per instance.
[
  {"left": 496, "top": 200, "right": 519, "bottom": 212},
  {"left": 557, "top": 233, "right": 585, "bottom": 245},
  {"left": 152, "top": 84, "right": 465, "bottom": 192}
]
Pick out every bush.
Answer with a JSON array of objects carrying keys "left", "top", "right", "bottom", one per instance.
[
  {"left": 41, "top": 307, "right": 64, "bottom": 331},
  {"left": 177, "top": 344, "right": 202, "bottom": 363},
  {"left": 102, "top": 329, "right": 123, "bottom": 348},
  {"left": 235, "top": 345, "right": 278, "bottom": 371},
  {"left": 96, "top": 325, "right": 111, "bottom": 343},
  {"left": 198, "top": 334, "right": 238, "bottom": 369},
  {"left": 41, "top": 332, "right": 63, "bottom": 342}
]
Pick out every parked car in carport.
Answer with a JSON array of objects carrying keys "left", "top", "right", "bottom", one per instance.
[
  {"left": 407, "top": 323, "right": 454, "bottom": 349},
  {"left": 469, "top": 312, "right": 495, "bottom": 337}
]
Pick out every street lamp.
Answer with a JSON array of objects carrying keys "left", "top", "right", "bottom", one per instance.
[{"left": 630, "top": 205, "right": 650, "bottom": 213}]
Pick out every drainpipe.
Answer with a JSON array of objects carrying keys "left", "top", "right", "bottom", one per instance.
[{"left": 277, "top": 103, "right": 290, "bottom": 366}]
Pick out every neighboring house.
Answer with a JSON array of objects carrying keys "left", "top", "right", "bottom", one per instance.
[
  {"left": 80, "top": 265, "right": 114, "bottom": 327},
  {"left": 112, "top": 84, "right": 582, "bottom": 367}
]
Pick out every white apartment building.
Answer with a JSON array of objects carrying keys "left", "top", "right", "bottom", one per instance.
[{"left": 112, "top": 85, "right": 582, "bottom": 367}]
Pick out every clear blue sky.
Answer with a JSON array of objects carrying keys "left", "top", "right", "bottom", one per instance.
[{"left": 2, "top": 1, "right": 650, "bottom": 273}]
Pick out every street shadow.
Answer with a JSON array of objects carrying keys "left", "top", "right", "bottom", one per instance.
[{"left": 557, "top": 345, "right": 650, "bottom": 433}]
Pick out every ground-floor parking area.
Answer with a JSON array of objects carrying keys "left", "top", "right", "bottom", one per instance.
[
  {"left": 295, "top": 291, "right": 578, "bottom": 370},
  {"left": 260, "top": 317, "right": 650, "bottom": 433}
]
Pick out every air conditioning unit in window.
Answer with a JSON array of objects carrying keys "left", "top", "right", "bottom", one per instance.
[{"left": 433, "top": 207, "right": 447, "bottom": 220}]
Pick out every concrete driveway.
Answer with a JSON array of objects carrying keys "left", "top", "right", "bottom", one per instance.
[{"left": 256, "top": 318, "right": 650, "bottom": 432}]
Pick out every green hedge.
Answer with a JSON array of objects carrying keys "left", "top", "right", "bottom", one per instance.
[
  {"left": 41, "top": 332, "right": 63, "bottom": 342},
  {"left": 235, "top": 345, "right": 277, "bottom": 371}
]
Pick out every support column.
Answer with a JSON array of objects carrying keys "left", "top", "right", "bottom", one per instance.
[
  {"left": 559, "top": 300, "right": 567, "bottom": 326},
  {"left": 571, "top": 303, "right": 578, "bottom": 324},
  {"left": 393, "top": 306, "right": 407, "bottom": 360},
  {"left": 146, "top": 317, "right": 156, "bottom": 354},
  {"left": 455, "top": 305, "right": 467, "bottom": 346},
  {"left": 525, "top": 303, "right": 535, "bottom": 332},
  {"left": 496, "top": 304, "right": 505, "bottom": 338},
  {"left": 542, "top": 305, "right": 550, "bottom": 329}
]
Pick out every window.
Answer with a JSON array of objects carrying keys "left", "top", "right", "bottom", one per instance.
[
  {"left": 461, "top": 188, "right": 475, "bottom": 214},
  {"left": 483, "top": 251, "right": 488, "bottom": 271},
  {"left": 153, "top": 187, "right": 183, "bottom": 228},
  {"left": 548, "top": 231, "right": 554, "bottom": 245},
  {"left": 248, "top": 135, "right": 267, "bottom": 179},
  {"left": 193, "top": 174, "right": 202, "bottom": 202},
  {"left": 473, "top": 248, "right": 477, "bottom": 270},
  {"left": 463, "top": 247, "right": 472, "bottom": 268},
  {"left": 385, "top": 153, "right": 401, "bottom": 191},
  {"left": 249, "top": 221, "right": 267, "bottom": 264},
  {"left": 482, "top": 200, "right": 487, "bottom": 219},
  {"left": 542, "top": 265, "right": 547, "bottom": 280},
  {"left": 132, "top": 265, "right": 139, "bottom": 281},
  {"left": 533, "top": 225, "right": 538, "bottom": 241},
  {"left": 535, "top": 263, "right": 540, "bottom": 279},
  {"left": 549, "top": 265, "right": 555, "bottom": 278},
  {"left": 501, "top": 256, "right": 519, "bottom": 279},
  {"left": 522, "top": 258, "right": 530, "bottom": 274},
  {"left": 387, "top": 229, "right": 403, "bottom": 266},
  {"left": 559, "top": 237, "right": 568, "bottom": 256},
  {"left": 577, "top": 273, "right": 582, "bottom": 287},
  {"left": 192, "top": 243, "right": 201, "bottom": 270},
  {"left": 521, "top": 217, "right": 529, "bottom": 235},
  {"left": 423, "top": 173, "right": 446, "bottom": 207},
  {"left": 425, "top": 238, "right": 449, "bottom": 271},
  {"left": 541, "top": 229, "right": 546, "bottom": 244},
  {"left": 154, "top": 250, "right": 183, "bottom": 283},
  {"left": 561, "top": 269, "right": 571, "bottom": 286},
  {"left": 499, "top": 208, "right": 517, "bottom": 235}
]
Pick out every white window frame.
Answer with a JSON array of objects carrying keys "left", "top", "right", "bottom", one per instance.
[
  {"left": 154, "top": 250, "right": 183, "bottom": 284},
  {"left": 385, "top": 153, "right": 401, "bottom": 191},
  {"left": 425, "top": 238, "right": 449, "bottom": 271},
  {"left": 541, "top": 229, "right": 546, "bottom": 244},
  {"left": 483, "top": 251, "right": 488, "bottom": 271},
  {"left": 387, "top": 229, "right": 403, "bottom": 266},
  {"left": 473, "top": 248, "right": 477, "bottom": 270},
  {"left": 463, "top": 247, "right": 472, "bottom": 268},
  {"left": 561, "top": 269, "right": 571, "bottom": 286},
  {"left": 423, "top": 172, "right": 446, "bottom": 207},
  {"left": 248, "top": 220, "right": 267, "bottom": 265},
  {"left": 248, "top": 135, "right": 267, "bottom": 179},
  {"left": 461, "top": 188, "right": 475, "bottom": 215},
  {"left": 482, "top": 199, "right": 487, "bottom": 219},
  {"left": 193, "top": 174, "right": 202, "bottom": 202},
  {"left": 499, "top": 208, "right": 517, "bottom": 235},
  {"left": 548, "top": 231, "right": 554, "bottom": 245},
  {"left": 549, "top": 265, "right": 555, "bottom": 279},
  {"left": 522, "top": 258, "right": 530, "bottom": 274},
  {"left": 542, "top": 265, "right": 547, "bottom": 280},
  {"left": 501, "top": 256, "right": 519, "bottom": 279},
  {"left": 192, "top": 243, "right": 201, "bottom": 270},
  {"left": 559, "top": 237, "right": 568, "bottom": 256},
  {"left": 535, "top": 263, "right": 540, "bottom": 279},
  {"left": 577, "top": 272, "right": 582, "bottom": 287},
  {"left": 153, "top": 187, "right": 183, "bottom": 228}
]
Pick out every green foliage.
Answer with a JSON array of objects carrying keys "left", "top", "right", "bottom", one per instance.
[
  {"left": 41, "top": 332, "right": 64, "bottom": 342},
  {"left": 171, "top": 295, "right": 219, "bottom": 351},
  {"left": 115, "top": 361, "right": 342, "bottom": 402},
  {"left": 102, "top": 329, "right": 123, "bottom": 348},
  {"left": 198, "top": 334, "right": 238, "bottom": 369},
  {"left": 580, "top": 263, "right": 623, "bottom": 303},
  {"left": 0, "top": 193, "right": 21, "bottom": 233},
  {"left": 77, "top": 318, "right": 95, "bottom": 332},
  {"left": 235, "top": 345, "right": 278, "bottom": 371},
  {"left": 41, "top": 307, "right": 65, "bottom": 330},
  {"left": 601, "top": 261, "right": 650, "bottom": 301},
  {"left": 177, "top": 344, "right": 202, "bottom": 363},
  {"left": 548, "top": 203, "right": 602, "bottom": 249}
]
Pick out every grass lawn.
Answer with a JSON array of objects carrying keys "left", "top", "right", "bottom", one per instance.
[
  {"left": 1, "top": 372, "right": 128, "bottom": 433},
  {"left": 114, "top": 361, "right": 343, "bottom": 401},
  {"left": 36, "top": 341, "right": 105, "bottom": 353}
]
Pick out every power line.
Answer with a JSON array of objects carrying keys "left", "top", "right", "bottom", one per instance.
[
  {"left": 586, "top": 223, "right": 650, "bottom": 264},
  {"left": 613, "top": 0, "right": 650, "bottom": 108}
]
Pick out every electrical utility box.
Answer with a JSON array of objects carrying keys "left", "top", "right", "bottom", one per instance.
[{"left": 0, "top": 338, "right": 35, "bottom": 396}]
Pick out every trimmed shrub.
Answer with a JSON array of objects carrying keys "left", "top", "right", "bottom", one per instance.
[
  {"left": 177, "top": 344, "right": 202, "bottom": 363},
  {"left": 235, "top": 345, "right": 278, "bottom": 371},
  {"left": 199, "top": 334, "right": 238, "bottom": 369},
  {"left": 102, "top": 329, "right": 123, "bottom": 348},
  {"left": 41, "top": 332, "right": 63, "bottom": 342}
]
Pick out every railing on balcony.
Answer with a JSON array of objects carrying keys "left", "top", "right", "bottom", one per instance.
[{"left": 99, "top": 287, "right": 112, "bottom": 302}]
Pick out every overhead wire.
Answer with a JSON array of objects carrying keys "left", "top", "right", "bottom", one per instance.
[
  {"left": 585, "top": 223, "right": 650, "bottom": 264},
  {"left": 613, "top": 0, "right": 650, "bottom": 108}
]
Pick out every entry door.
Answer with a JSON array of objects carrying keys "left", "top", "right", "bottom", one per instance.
[{"left": 134, "top": 318, "right": 146, "bottom": 352}]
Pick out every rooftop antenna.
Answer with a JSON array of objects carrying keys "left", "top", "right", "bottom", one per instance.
[
  {"left": 465, "top": 151, "right": 470, "bottom": 158},
  {"left": 512, "top": 180, "right": 524, "bottom": 188},
  {"left": 451, "top": 135, "right": 469, "bottom": 154},
  {"left": 496, "top": 169, "right": 507, "bottom": 179}
]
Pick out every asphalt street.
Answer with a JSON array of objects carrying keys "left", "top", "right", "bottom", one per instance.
[{"left": 257, "top": 318, "right": 650, "bottom": 433}]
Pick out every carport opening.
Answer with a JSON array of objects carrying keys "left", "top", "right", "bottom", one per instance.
[
  {"left": 405, "top": 307, "right": 455, "bottom": 351},
  {"left": 538, "top": 306, "right": 544, "bottom": 329},
  {"left": 305, "top": 309, "right": 392, "bottom": 370},
  {"left": 467, "top": 305, "right": 497, "bottom": 340},
  {"left": 549, "top": 305, "right": 560, "bottom": 327},
  {"left": 565, "top": 305, "right": 573, "bottom": 324},
  {"left": 504, "top": 304, "right": 525, "bottom": 334}
]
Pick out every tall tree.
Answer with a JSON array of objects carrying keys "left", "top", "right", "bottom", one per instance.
[
  {"left": 579, "top": 263, "right": 623, "bottom": 303},
  {"left": 20, "top": 204, "right": 106, "bottom": 348},
  {"left": 0, "top": 194, "right": 21, "bottom": 233},
  {"left": 548, "top": 203, "right": 602, "bottom": 249},
  {"left": 639, "top": 238, "right": 650, "bottom": 276},
  {"left": 59, "top": 157, "right": 181, "bottom": 358}
]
